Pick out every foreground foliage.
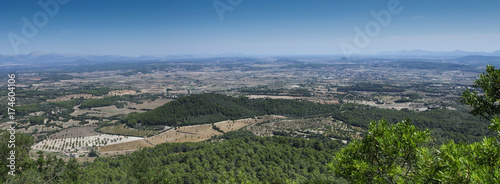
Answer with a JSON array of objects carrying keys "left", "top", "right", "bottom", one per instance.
[
  {"left": 329, "top": 119, "right": 429, "bottom": 183},
  {"left": 330, "top": 65, "right": 500, "bottom": 183},
  {"left": 329, "top": 119, "right": 500, "bottom": 184},
  {"left": 2, "top": 130, "right": 348, "bottom": 183},
  {"left": 462, "top": 65, "right": 500, "bottom": 120}
]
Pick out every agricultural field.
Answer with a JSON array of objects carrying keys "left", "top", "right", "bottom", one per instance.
[
  {"left": 352, "top": 100, "right": 428, "bottom": 111},
  {"left": 97, "top": 139, "right": 154, "bottom": 157},
  {"left": 70, "top": 98, "right": 173, "bottom": 117},
  {"left": 244, "top": 117, "right": 363, "bottom": 143},
  {"left": 46, "top": 127, "right": 102, "bottom": 139},
  {"left": 17, "top": 124, "right": 62, "bottom": 134},
  {"left": 148, "top": 124, "right": 221, "bottom": 144},
  {"left": 31, "top": 134, "right": 144, "bottom": 153},
  {"left": 215, "top": 115, "right": 286, "bottom": 132},
  {"left": 97, "top": 124, "right": 159, "bottom": 137},
  {"left": 71, "top": 105, "right": 143, "bottom": 118},
  {"left": 131, "top": 98, "right": 174, "bottom": 110},
  {"left": 246, "top": 95, "right": 302, "bottom": 100},
  {"left": 54, "top": 119, "right": 98, "bottom": 128},
  {"left": 96, "top": 115, "right": 286, "bottom": 157}
]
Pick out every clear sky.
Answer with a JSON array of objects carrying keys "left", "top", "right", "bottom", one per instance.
[{"left": 0, "top": 0, "right": 499, "bottom": 56}]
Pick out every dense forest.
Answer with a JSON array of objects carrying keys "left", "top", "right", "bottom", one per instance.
[
  {"left": 2, "top": 120, "right": 497, "bottom": 183},
  {"left": 123, "top": 93, "right": 490, "bottom": 145},
  {"left": 1, "top": 93, "right": 163, "bottom": 123},
  {"left": 336, "top": 83, "right": 405, "bottom": 93},
  {"left": 0, "top": 86, "right": 110, "bottom": 120},
  {"left": 329, "top": 118, "right": 499, "bottom": 183},
  {"left": 333, "top": 104, "right": 491, "bottom": 144},
  {"left": 122, "top": 93, "right": 336, "bottom": 127},
  {"left": 1, "top": 130, "right": 348, "bottom": 183},
  {"left": 238, "top": 87, "right": 311, "bottom": 97},
  {"left": 329, "top": 65, "right": 500, "bottom": 183},
  {"left": 79, "top": 96, "right": 121, "bottom": 109}
]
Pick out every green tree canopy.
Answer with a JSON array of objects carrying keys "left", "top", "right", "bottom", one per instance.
[
  {"left": 330, "top": 65, "right": 500, "bottom": 183},
  {"left": 328, "top": 119, "right": 430, "bottom": 183},
  {"left": 462, "top": 65, "right": 500, "bottom": 120}
]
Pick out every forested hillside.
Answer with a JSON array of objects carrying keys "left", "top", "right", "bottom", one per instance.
[
  {"left": 329, "top": 65, "right": 500, "bottom": 183},
  {"left": 2, "top": 130, "right": 348, "bottom": 183},
  {"left": 333, "top": 104, "right": 491, "bottom": 144},
  {"left": 123, "top": 93, "right": 338, "bottom": 127},
  {"left": 123, "top": 93, "right": 490, "bottom": 144}
]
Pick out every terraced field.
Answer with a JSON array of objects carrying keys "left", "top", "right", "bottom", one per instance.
[
  {"left": 32, "top": 134, "right": 144, "bottom": 152},
  {"left": 96, "top": 115, "right": 286, "bottom": 157}
]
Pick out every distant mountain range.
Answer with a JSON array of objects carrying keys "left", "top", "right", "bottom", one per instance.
[
  {"left": 447, "top": 55, "right": 500, "bottom": 66},
  {"left": 0, "top": 52, "right": 135, "bottom": 65},
  {"left": 2, "top": 51, "right": 500, "bottom": 67},
  {"left": 0, "top": 52, "right": 251, "bottom": 65},
  {"left": 378, "top": 50, "right": 500, "bottom": 57}
]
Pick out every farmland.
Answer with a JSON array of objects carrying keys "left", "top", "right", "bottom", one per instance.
[
  {"left": 0, "top": 56, "right": 493, "bottom": 164},
  {"left": 244, "top": 117, "right": 362, "bottom": 143},
  {"left": 97, "top": 124, "right": 158, "bottom": 137},
  {"left": 32, "top": 134, "right": 144, "bottom": 156},
  {"left": 70, "top": 98, "right": 173, "bottom": 117},
  {"left": 96, "top": 115, "right": 285, "bottom": 157}
]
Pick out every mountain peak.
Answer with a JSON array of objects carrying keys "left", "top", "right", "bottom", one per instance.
[
  {"left": 378, "top": 50, "right": 500, "bottom": 57},
  {"left": 28, "top": 51, "right": 48, "bottom": 57}
]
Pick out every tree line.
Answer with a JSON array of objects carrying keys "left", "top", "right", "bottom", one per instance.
[
  {"left": 1, "top": 130, "right": 348, "bottom": 183},
  {"left": 330, "top": 65, "right": 500, "bottom": 183},
  {"left": 123, "top": 93, "right": 336, "bottom": 127},
  {"left": 123, "top": 93, "right": 491, "bottom": 145}
]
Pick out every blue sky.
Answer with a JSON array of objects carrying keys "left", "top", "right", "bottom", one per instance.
[{"left": 0, "top": 0, "right": 499, "bottom": 56}]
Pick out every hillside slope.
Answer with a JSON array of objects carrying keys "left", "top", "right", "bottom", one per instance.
[
  {"left": 123, "top": 93, "right": 490, "bottom": 144},
  {"left": 123, "top": 93, "right": 338, "bottom": 127}
]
